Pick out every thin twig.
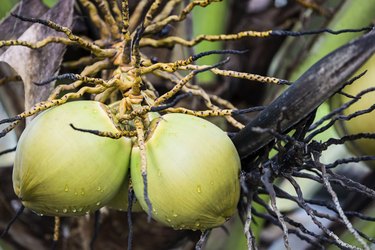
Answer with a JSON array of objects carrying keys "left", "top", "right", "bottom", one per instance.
[
  {"left": 244, "top": 191, "right": 258, "bottom": 250},
  {"left": 251, "top": 206, "right": 325, "bottom": 249},
  {"left": 261, "top": 166, "right": 291, "bottom": 250},
  {"left": 313, "top": 154, "right": 369, "bottom": 250},
  {"left": 195, "top": 230, "right": 211, "bottom": 250},
  {"left": 285, "top": 176, "right": 361, "bottom": 250}
]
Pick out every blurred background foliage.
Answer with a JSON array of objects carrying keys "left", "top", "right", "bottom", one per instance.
[
  {"left": 0, "top": 0, "right": 57, "bottom": 18},
  {"left": 0, "top": 0, "right": 18, "bottom": 18}
]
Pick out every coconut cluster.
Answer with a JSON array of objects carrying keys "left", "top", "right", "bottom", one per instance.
[{"left": 13, "top": 101, "right": 241, "bottom": 230}]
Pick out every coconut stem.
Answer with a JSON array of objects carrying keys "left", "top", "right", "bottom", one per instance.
[
  {"left": 127, "top": 185, "right": 135, "bottom": 250},
  {"left": 130, "top": 26, "right": 144, "bottom": 97},
  {"left": 90, "top": 211, "right": 101, "bottom": 249},
  {"left": 53, "top": 216, "right": 60, "bottom": 246},
  {"left": 134, "top": 117, "right": 153, "bottom": 222},
  {"left": 0, "top": 204, "right": 24, "bottom": 238},
  {"left": 121, "top": 0, "right": 131, "bottom": 64}
]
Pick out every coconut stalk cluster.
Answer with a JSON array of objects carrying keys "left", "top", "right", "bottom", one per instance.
[{"left": 0, "top": 0, "right": 265, "bottom": 233}]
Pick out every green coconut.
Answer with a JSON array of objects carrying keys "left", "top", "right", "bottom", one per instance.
[
  {"left": 131, "top": 113, "right": 241, "bottom": 230},
  {"left": 333, "top": 55, "right": 375, "bottom": 164},
  {"left": 13, "top": 101, "right": 131, "bottom": 216}
]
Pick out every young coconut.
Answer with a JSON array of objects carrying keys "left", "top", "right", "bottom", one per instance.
[
  {"left": 13, "top": 101, "right": 131, "bottom": 216},
  {"left": 131, "top": 113, "right": 241, "bottom": 230},
  {"left": 333, "top": 54, "right": 375, "bottom": 165}
]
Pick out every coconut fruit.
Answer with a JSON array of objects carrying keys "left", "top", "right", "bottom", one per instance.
[
  {"left": 131, "top": 113, "right": 241, "bottom": 230},
  {"left": 333, "top": 54, "right": 375, "bottom": 163},
  {"left": 13, "top": 101, "right": 131, "bottom": 216}
]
